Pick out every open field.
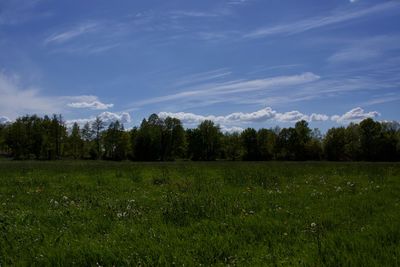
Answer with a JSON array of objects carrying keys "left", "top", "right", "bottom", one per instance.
[{"left": 0, "top": 161, "right": 399, "bottom": 266}]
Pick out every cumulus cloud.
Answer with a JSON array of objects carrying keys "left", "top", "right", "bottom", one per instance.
[
  {"left": 0, "top": 116, "right": 11, "bottom": 124},
  {"left": 67, "top": 100, "right": 113, "bottom": 110},
  {"left": 331, "top": 107, "right": 380, "bottom": 123},
  {"left": 99, "top": 112, "right": 131, "bottom": 124},
  {"left": 159, "top": 107, "right": 329, "bottom": 126},
  {"left": 66, "top": 112, "right": 131, "bottom": 128},
  {"left": 220, "top": 125, "right": 244, "bottom": 133},
  {"left": 159, "top": 107, "right": 277, "bottom": 125}
]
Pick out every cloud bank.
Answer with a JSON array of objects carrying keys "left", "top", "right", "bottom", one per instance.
[
  {"left": 158, "top": 107, "right": 330, "bottom": 125},
  {"left": 159, "top": 107, "right": 379, "bottom": 131},
  {"left": 66, "top": 112, "right": 131, "bottom": 127}
]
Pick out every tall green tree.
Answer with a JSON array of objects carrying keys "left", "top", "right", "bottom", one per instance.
[
  {"left": 161, "top": 117, "right": 186, "bottom": 160},
  {"left": 187, "top": 120, "right": 222, "bottom": 161},
  {"left": 103, "top": 121, "right": 129, "bottom": 160},
  {"left": 134, "top": 114, "right": 163, "bottom": 161},
  {"left": 324, "top": 127, "right": 347, "bottom": 161},
  {"left": 359, "top": 118, "right": 381, "bottom": 161},
  {"left": 241, "top": 128, "right": 259, "bottom": 160},
  {"left": 91, "top": 117, "right": 105, "bottom": 159},
  {"left": 223, "top": 132, "right": 243, "bottom": 161},
  {"left": 80, "top": 122, "right": 94, "bottom": 159},
  {"left": 257, "top": 128, "right": 276, "bottom": 160},
  {"left": 276, "top": 128, "right": 297, "bottom": 160},
  {"left": 67, "top": 123, "right": 83, "bottom": 159},
  {"left": 294, "top": 120, "right": 311, "bottom": 160}
]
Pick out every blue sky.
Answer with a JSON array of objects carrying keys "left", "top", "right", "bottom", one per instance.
[{"left": 0, "top": 0, "right": 399, "bottom": 132}]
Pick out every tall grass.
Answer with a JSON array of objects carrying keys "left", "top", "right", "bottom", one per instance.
[{"left": 0, "top": 161, "right": 399, "bottom": 266}]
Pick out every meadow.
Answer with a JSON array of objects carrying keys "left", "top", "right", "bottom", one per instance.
[{"left": 0, "top": 161, "right": 399, "bottom": 266}]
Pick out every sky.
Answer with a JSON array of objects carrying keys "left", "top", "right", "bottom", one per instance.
[{"left": 0, "top": 0, "right": 399, "bottom": 132}]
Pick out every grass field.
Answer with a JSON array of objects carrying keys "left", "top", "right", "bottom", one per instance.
[{"left": 0, "top": 161, "right": 399, "bottom": 266}]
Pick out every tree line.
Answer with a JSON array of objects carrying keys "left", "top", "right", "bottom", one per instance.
[{"left": 0, "top": 113, "right": 399, "bottom": 161}]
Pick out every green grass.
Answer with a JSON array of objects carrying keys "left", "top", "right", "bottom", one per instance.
[{"left": 0, "top": 161, "right": 399, "bottom": 266}]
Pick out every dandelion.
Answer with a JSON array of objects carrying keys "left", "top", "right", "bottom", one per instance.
[
  {"left": 311, "top": 222, "right": 316, "bottom": 228},
  {"left": 63, "top": 196, "right": 68, "bottom": 200}
]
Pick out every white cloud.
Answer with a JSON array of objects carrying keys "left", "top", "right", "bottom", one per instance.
[
  {"left": 245, "top": 2, "right": 398, "bottom": 38},
  {"left": 0, "top": 116, "right": 11, "bottom": 124},
  {"left": 99, "top": 112, "right": 131, "bottom": 124},
  {"left": 275, "top": 111, "right": 329, "bottom": 122},
  {"left": 67, "top": 101, "right": 114, "bottom": 110},
  {"left": 66, "top": 112, "right": 131, "bottom": 128},
  {"left": 331, "top": 107, "right": 380, "bottom": 123},
  {"left": 44, "top": 22, "right": 98, "bottom": 45},
  {"left": 159, "top": 107, "right": 329, "bottom": 126},
  {"left": 159, "top": 107, "right": 277, "bottom": 125},
  {"left": 309, "top": 113, "right": 330, "bottom": 122},
  {"left": 220, "top": 125, "right": 244, "bottom": 133},
  {"left": 225, "top": 107, "right": 277, "bottom": 123}
]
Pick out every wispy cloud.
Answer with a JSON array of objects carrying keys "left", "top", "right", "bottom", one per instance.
[
  {"left": 132, "top": 72, "right": 320, "bottom": 107},
  {"left": 0, "top": 71, "right": 60, "bottom": 118},
  {"left": 170, "top": 11, "right": 220, "bottom": 19},
  {"left": 245, "top": 2, "right": 399, "bottom": 38},
  {"left": 362, "top": 94, "right": 400, "bottom": 106},
  {"left": 173, "top": 68, "right": 232, "bottom": 87},
  {"left": 228, "top": 0, "right": 252, "bottom": 6},
  {"left": 328, "top": 35, "right": 400, "bottom": 63},
  {"left": 0, "top": 0, "right": 50, "bottom": 25},
  {"left": 44, "top": 22, "right": 99, "bottom": 45}
]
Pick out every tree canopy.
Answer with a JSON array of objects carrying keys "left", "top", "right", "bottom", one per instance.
[{"left": 0, "top": 115, "right": 399, "bottom": 162}]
